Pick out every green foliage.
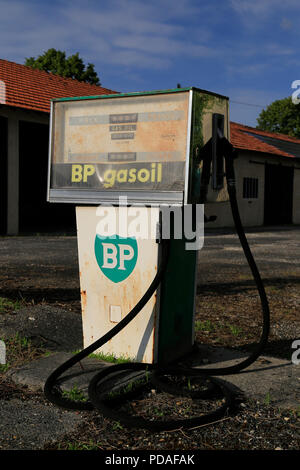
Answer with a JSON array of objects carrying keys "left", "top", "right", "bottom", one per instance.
[
  {"left": 256, "top": 97, "right": 300, "bottom": 138},
  {"left": 153, "top": 407, "right": 164, "bottom": 417},
  {"left": 227, "top": 323, "right": 243, "bottom": 337},
  {"left": 0, "top": 363, "right": 9, "bottom": 373},
  {"left": 107, "top": 376, "right": 148, "bottom": 400},
  {"left": 88, "top": 351, "right": 132, "bottom": 364},
  {"left": 0, "top": 297, "right": 23, "bottom": 314},
  {"left": 112, "top": 421, "right": 124, "bottom": 430},
  {"left": 264, "top": 391, "right": 272, "bottom": 405},
  {"left": 62, "top": 441, "right": 99, "bottom": 450},
  {"left": 0, "top": 333, "right": 46, "bottom": 371},
  {"left": 25, "top": 49, "right": 101, "bottom": 85},
  {"left": 195, "top": 319, "right": 215, "bottom": 332},
  {"left": 62, "top": 385, "right": 87, "bottom": 402}
]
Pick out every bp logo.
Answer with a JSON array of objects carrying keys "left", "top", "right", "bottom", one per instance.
[{"left": 94, "top": 234, "right": 138, "bottom": 283}]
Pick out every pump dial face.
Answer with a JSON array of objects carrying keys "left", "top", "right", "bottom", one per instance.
[{"left": 50, "top": 92, "right": 190, "bottom": 193}]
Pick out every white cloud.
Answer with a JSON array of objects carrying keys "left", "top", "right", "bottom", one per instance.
[
  {"left": 264, "top": 44, "right": 294, "bottom": 56},
  {"left": 112, "top": 34, "right": 215, "bottom": 58},
  {"left": 230, "top": 0, "right": 300, "bottom": 16},
  {"left": 280, "top": 17, "right": 293, "bottom": 30},
  {"left": 0, "top": 0, "right": 215, "bottom": 73},
  {"left": 229, "top": 0, "right": 300, "bottom": 32},
  {"left": 226, "top": 63, "right": 267, "bottom": 77}
]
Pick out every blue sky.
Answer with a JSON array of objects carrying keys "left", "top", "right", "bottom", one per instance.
[{"left": 0, "top": 0, "right": 299, "bottom": 126}]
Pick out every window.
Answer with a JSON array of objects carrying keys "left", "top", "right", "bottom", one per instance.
[{"left": 243, "top": 177, "right": 258, "bottom": 199}]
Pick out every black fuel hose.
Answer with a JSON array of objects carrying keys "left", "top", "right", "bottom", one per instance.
[
  {"left": 150, "top": 143, "right": 270, "bottom": 378},
  {"left": 44, "top": 145, "right": 270, "bottom": 430}
]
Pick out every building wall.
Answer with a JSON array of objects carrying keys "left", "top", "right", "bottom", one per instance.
[
  {"left": 205, "top": 150, "right": 300, "bottom": 228},
  {"left": 0, "top": 105, "right": 79, "bottom": 235}
]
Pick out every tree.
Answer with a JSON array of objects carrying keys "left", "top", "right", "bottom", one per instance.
[
  {"left": 256, "top": 97, "right": 300, "bottom": 138},
  {"left": 25, "top": 49, "right": 101, "bottom": 85}
]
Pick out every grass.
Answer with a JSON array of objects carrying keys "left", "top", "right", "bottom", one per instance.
[
  {"left": 195, "top": 319, "right": 215, "bottom": 333},
  {"left": 60, "top": 441, "right": 100, "bottom": 450},
  {"left": 153, "top": 407, "right": 164, "bottom": 417},
  {"left": 226, "top": 323, "right": 244, "bottom": 337},
  {"left": 89, "top": 351, "right": 133, "bottom": 364},
  {"left": 0, "top": 333, "right": 46, "bottom": 372},
  {"left": 112, "top": 421, "right": 124, "bottom": 431},
  {"left": 264, "top": 391, "right": 272, "bottom": 406},
  {"left": 0, "top": 363, "right": 9, "bottom": 373},
  {"left": 0, "top": 297, "right": 24, "bottom": 314},
  {"left": 72, "top": 349, "right": 133, "bottom": 364},
  {"left": 43, "top": 351, "right": 54, "bottom": 357},
  {"left": 107, "top": 375, "right": 149, "bottom": 400},
  {"left": 62, "top": 385, "right": 87, "bottom": 403},
  {"left": 195, "top": 319, "right": 244, "bottom": 338}
]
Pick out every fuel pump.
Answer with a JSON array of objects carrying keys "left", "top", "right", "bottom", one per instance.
[{"left": 44, "top": 88, "right": 270, "bottom": 431}]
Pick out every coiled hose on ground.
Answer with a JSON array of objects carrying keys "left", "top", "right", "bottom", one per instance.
[{"left": 44, "top": 143, "right": 270, "bottom": 431}]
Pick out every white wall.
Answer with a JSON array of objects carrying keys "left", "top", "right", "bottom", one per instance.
[{"left": 205, "top": 151, "right": 300, "bottom": 228}]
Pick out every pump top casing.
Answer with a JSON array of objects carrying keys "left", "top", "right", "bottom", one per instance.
[{"left": 47, "top": 87, "right": 229, "bottom": 207}]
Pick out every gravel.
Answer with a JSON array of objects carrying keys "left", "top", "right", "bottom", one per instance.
[
  {"left": 0, "top": 304, "right": 83, "bottom": 351},
  {"left": 0, "top": 398, "right": 83, "bottom": 450}
]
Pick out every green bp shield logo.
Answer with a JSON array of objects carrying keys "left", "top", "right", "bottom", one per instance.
[{"left": 95, "top": 234, "right": 138, "bottom": 283}]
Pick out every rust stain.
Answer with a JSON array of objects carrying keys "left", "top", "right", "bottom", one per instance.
[
  {"left": 75, "top": 134, "right": 84, "bottom": 147},
  {"left": 64, "top": 97, "right": 188, "bottom": 161},
  {"left": 80, "top": 289, "right": 87, "bottom": 313}
]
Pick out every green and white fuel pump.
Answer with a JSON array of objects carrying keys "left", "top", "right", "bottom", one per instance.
[
  {"left": 47, "top": 87, "right": 229, "bottom": 364},
  {"left": 45, "top": 87, "right": 270, "bottom": 430}
]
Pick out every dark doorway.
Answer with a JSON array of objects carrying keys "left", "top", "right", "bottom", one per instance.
[
  {"left": 0, "top": 116, "right": 8, "bottom": 234},
  {"left": 19, "top": 121, "right": 76, "bottom": 233},
  {"left": 264, "top": 163, "right": 294, "bottom": 225}
]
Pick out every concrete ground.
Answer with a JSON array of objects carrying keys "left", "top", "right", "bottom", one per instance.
[
  {"left": 1, "top": 225, "right": 299, "bottom": 293},
  {"left": 199, "top": 225, "right": 300, "bottom": 286},
  {"left": 0, "top": 225, "right": 300, "bottom": 449}
]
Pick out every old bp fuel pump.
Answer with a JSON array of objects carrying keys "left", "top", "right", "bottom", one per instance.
[{"left": 45, "top": 88, "right": 270, "bottom": 431}]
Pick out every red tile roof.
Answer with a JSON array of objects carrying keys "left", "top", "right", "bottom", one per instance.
[
  {"left": 230, "top": 121, "right": 300, "bottom": 158},
  {"left": 0, "top": 61, "right": 298, "bottom": 159},
  {"left": 0, "top": 58, "right": 117, "bottom": 113}
]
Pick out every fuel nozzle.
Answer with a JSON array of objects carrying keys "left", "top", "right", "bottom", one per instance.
[{"left": 193, "top": 113, "right": 238, "bottom": 223}]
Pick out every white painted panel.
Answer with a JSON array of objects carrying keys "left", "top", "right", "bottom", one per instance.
[{"left": 76, "top": 206, "right": 160, "bottom": 363}]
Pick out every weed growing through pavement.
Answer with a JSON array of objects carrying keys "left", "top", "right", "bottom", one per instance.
[
  {"left": 72, "top": 350, "right": 133, "bottom": 364},
  {"left": 227, "top": 323, "right": 244, "bottom": 337},
  {"left": 264, "top": 392, "right": 272, "bottom": 406},
  {"left": 195, "top": 320, "right": 215, "bottom": 333},
  {"left": 0, "top": 297, "right": 24, "bottom": 314},
  {"left": 62, "top": 385, "right": 87, "bottom": 402},
  {"left": 0, "top": 333, "right": 46, "bottom": 371}
]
